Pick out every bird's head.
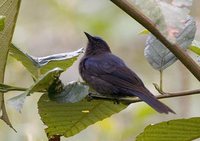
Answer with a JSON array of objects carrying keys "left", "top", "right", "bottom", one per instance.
[{"left": 84, "top": 32, "right": 111, "bottom": 56}]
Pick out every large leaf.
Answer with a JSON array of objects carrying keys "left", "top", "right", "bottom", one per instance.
[
  {"left": 9, "top": 44, "right": 84, "bottom": 78},
  {"left": 144, "top": 16, "right": 196, "bottom": 70},
  {"left": 144, "top": 10, "right": 196, "bottom": 70},
  {"left": 134, "top": 0, "right": 196, "bottom": 70},
  {"left": 38, "top": 94, "right": 126, "bottom": 139},
  {"left": 8, "top": 68, "right": 63, "bottom": 112},
  {"left": 0, "top": 15, "right": 5, "bottom": 31},
  {"left": 0, "top": 0, "right": 21, "bottom": 129},
  {"left": 136, "top": 117, "right": 200, "bottom": 141}
]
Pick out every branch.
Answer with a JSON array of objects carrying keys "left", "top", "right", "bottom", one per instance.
[
  {"left": 87, "top": 89, "right": 200, "bottom": 104},
  {"left": 110, "top": 0, "right": 200, "bottom": 81}
]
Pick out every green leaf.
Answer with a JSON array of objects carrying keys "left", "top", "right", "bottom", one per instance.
[
  {"left": 189, "top": 40, "right": 200, "bottom": 55},
  {"left": 0, "top": 0, "right": 21, "bottom": 130},
  {"left": 9, "top": 44, "right": 84, "bottom": 78},
  {"left": 0, "top": 83, "right": 27, "bottom": 92},
  {"left": 38, "top": 94, "right": 126, "bottom": 139},
  {"left": 136, "top": 117, "right": 200, "bottom": 141},
  {"left": 31, "top": 48, "right": 84, "bottom": 75},
  {"left": 9, "top": 44, "right": 39, "bottom": 78},
  {"left": 8, "top": 68, "right": 63, "bottom": 112},
  {"left": 26, "top": 68, "right": 63, "bottom": 93},
  {"left": 49, "top": 81, "right": 89, "bottom": 103},
  {"left": 0, "top": 15, "right": 5, "bottom": 31}
]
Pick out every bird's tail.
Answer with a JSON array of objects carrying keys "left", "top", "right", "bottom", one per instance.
[{"left": 129, "top": 88, "right": 175, "bottom": 114}]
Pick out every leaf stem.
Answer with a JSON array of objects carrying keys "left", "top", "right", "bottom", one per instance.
[
  {"left": 160, "top": 70, "right": 163, "bottom": 92},
  {"left": 0, "top": 87, "right": 27, "bottom": 93},
  {"left": 110, "top": 0, "right": 200, "bottom": 81}
]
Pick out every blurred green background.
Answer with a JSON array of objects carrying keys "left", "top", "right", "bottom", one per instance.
[{"left": 1, "top": 0, "right": 200, "bottom": 140}]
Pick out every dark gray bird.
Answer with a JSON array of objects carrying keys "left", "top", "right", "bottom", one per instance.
[{"left": 79, "top": 32, "right": 175, "bottom": 114}]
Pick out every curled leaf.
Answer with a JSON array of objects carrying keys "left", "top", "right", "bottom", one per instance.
[
  {"left": 31, "top": 48, "right": 84, "bottom": 75},
  {"left": 9, "top": 44, "right": 84, "bottom": 78},
  {"left": 49, "top": 81, "right": 89, "bottom": 103},
  {"left": 7, "top": 68, "right": 64, "bottom": 112}
]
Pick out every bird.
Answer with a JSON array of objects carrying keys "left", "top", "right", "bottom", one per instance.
[{"left": 79, "top": 32, "right": 175, "bottom": 114}]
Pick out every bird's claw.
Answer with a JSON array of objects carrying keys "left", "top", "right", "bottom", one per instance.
[
  {"left": 86, "top": 93, "right": 94, "bottom": 101},
  {"left": 113, "top": 98, "right": 120, "bottom": 104}
]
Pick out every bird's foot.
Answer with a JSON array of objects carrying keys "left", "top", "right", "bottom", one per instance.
[
  {"left": 86, "top": 93, "right": 94, "bottom": 101},
  {"left": 113, "top": 98, "right": 120, "bottom": 104}
]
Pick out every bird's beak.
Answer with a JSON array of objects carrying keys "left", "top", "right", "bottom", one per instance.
[{"left": 84, "top": 32, "right": 94, "bottom": 41}]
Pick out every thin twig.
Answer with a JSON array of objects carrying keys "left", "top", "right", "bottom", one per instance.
[
  {"left": 88, "top": 89, "right": 200, "bottom": 104},
  {"left": 110, "top": 0, "right": 200, "bottom": 81}
]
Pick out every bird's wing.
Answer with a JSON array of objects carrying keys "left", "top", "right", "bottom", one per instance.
[{"left": 85, "top": 53, "right": 144, "bottom": 90}]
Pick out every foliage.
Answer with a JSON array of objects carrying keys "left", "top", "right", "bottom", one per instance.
[
  {"left": 9, "top": 44, "right": 84, "bottom": 79},
  {"left": 38, "top": 94, "right": 126, "bottom": 138},
  {"left": 6, "top": 43, "right": 127, "bottom": 139},
  {"left": 0, "top": 0, "right": 199, "bottom": 140},
  {"left": 48, "top": 81, "right": 89, "bottom": 103},
  {"left": 0, "top": 0, "right": 21, "bottom": 130},
  {"left": 7, "top": 68, "right": 63, "bottom": 112},
  {"left": 137, "top": 117, "right": 200, "bottom": 141},
  {"left": 134, "top": 0, "right": 196, "bottom": 70}
]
